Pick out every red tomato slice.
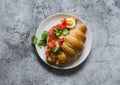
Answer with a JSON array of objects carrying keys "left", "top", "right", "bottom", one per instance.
[
  {"left": 61, "top": 18, "right": 67, "bottom": 26},
  {"left": 57, "top": 39, "right": 64, "bottom": 47},
  {"left": 56, "top": 18, "right": 67, "bottom": 29},
  {"left": 47, "top": 42, "right": 53, "bottom": 48},
  {"left": 49, "top": 27, "right": 54, "bottom": 36},
  {"left": 45, "top": 49, "right": 51, "bottom": 58},
  {"left": 52, "top": 40, "right": 56, "bottom": 48},
  {"left": 47, "top": 40, "right": 56, "bottom": 48},
  {"left": 48, "top": 36, "right": 54, "bottom": 42}
]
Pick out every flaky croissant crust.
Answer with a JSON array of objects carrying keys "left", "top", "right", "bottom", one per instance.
[{"left": 60, "top": 24, "right": 87, "bottom": 65}]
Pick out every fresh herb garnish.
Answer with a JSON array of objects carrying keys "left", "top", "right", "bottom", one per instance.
[
  {"left": 31, "top": 36, "right": 38, "bottom": 44},
  {"left": 63, "top": 29, "right": 69, "bottom": 36},
  {"left": 31, "top": 31, "right": 48, "bottom": 47},
  {"left": 59, "top": 51, "right": 63, "bottom": 54},
  {"left": 54, "top": 29, "right": 60, "bottom": 37},
  {"left": 59, "top": 30, "right": 62, "bottom": 33},
  {"left": 50, "top": 48, "right": 56, "bottom": 53},
  {"left": 38, "top": 39, "right": 46, "bottom": 46},
  {"left": 38, "top": 31, "right": 48, "bottom": 46},
  {"left": 55, "top": 47, "right": 63, "bottom": 54},
  {"left": 41, "top": 31, "right": 48, "bottom": 39},
  {"left": 50, "top": 48, "right": 56, "bottom": 58},
  {"left": 50, "top": 47, "right": 63, "bottom": 58},
  {"left": 54, "top": 29, "right": 64, "bottom": 37},
  {"left": 55, "top": 32, "right": 60, "bottom": 37},
  {"left": 50, "top": 53, "right": 56, "bottom": 58}
]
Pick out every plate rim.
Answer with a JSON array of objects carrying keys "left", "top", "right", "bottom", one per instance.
[{"left": 35, "top": 13, "right": 92, "bottom": 69}]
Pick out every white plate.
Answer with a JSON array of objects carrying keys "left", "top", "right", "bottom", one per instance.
[{"left": 35, "top": 13, "right": 92, "bottom": 69}]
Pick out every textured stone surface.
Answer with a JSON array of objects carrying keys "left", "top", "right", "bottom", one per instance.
[{"left": 0, "top": 0, "right": 120, "bottom": 85}]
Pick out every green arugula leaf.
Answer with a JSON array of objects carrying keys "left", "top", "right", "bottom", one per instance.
[{"left": 31, "top": 36, "right": 38, "bottom": 44}]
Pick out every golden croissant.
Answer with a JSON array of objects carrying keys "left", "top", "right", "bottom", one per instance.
[
  {"left": 60, "top": 24, "right": 87, "bottom": 66},
  {"left": 44, "top": 17, "right": 87, "bottom": 66}
]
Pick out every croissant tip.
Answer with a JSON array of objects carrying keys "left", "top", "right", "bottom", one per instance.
[{"left": 75, "top": 24, "right": 87, "bottom": 34}]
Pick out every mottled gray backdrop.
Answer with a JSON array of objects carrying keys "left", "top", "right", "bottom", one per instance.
[{"left": 0, "top": 0, "right": 120, "bottom": 85}]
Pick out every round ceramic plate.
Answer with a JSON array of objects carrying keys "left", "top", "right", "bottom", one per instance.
[{"left": 35, "top": 13, "right": 92, "bottom": 69}]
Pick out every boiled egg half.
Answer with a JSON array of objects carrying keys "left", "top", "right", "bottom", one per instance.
[{"left": 66, "top": 18, "right": 76, "bottom": 28}]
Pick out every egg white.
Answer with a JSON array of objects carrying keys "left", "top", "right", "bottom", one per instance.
[{"left": 66, "top": 18, "right": 76, "bottom": 28}]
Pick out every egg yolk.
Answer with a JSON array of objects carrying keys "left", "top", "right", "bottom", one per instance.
[{"left": 66, "top": 19, "right": 74, "bottom": 26}]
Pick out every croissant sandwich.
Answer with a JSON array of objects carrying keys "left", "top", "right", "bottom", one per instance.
[
  {"left": 33, "top": 16, "right": 87, "bottom": 66},
  {"left": 44, "top": 16, "right": 87, "bottom": 66}
]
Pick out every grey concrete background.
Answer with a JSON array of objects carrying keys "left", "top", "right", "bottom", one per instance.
[{"left": 0, "top": 0, "right": 120, "bottom": 85}]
